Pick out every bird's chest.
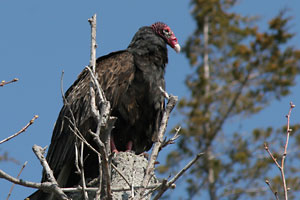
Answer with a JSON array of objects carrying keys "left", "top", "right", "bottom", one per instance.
[{"left": 132, "top": 67, "right": 165, "bottom": 105}]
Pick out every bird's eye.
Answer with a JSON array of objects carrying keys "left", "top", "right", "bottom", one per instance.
[{"left": 163, "top": 29, "right": 171, "bottom": 37}]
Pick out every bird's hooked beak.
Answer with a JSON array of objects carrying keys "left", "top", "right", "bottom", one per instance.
[
  {"left": 174, "top": 43, "right": 181, "bottom": 53},
  {"left": 169, "top": 34, "right": 181, "bottom": 53}
]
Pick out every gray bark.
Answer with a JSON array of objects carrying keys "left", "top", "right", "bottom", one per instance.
[{"left": 70, "top": 152, "right": 159, "bottom": 200}]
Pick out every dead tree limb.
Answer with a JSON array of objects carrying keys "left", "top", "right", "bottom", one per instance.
[
  {"left": 86, "top": 13, "right": 113, "bottom": 200},
  {"left": 88, "top": 14, "right": 97, "bottom": 73},
  {"left": 32, "top": 145, "right": 70, "bottom": 200}
]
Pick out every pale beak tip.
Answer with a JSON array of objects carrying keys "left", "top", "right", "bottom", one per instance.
[{"left": 174, "top": 44, "right": 181, "bottom": 53}]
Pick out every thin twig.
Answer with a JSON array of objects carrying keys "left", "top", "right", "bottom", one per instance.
[
  {"left": 95, "top": 154, "right": 102, "bottom": 200},
  {"left": 86, "top": 66, "right": 111, "bottom": 126},
  {"left": 264, "top": 102, "right": 295, "bottom": 200},
  {"left": 0, "top": 168, "right": 46, "bottom": 189},
  {"left": 281, "top": 102, "right": 295, "bottom": 200},
  {"left": 265, "top": 179, "right": 279, "bottom": 200},
  {"left": 79, "top": 141, "right": 88, "bottom": 200},
  {"left": 0, "top": 115, "right": 38, "bottom": 144},
  {"left": 66, "top": 118, "right": 99, "bottom": 155},
  {"left": 161, "top": 126, "right": 181, "bottom": 149},
  {"left": 89, "top": 130, "right": 112, "bottom": 199},
  {"left": 0, "top": 167, "right": 73, "bottom": 198},
  {"left": 264, "top": 143, "right": 281, "bottom": 169},
  {"left": 32, "top": 145, "right": 70, "bottom": 200},
  {"left": 60, "top": 70, "right": 67, "bottom": 105},
  {"left": 152, "top": 153, "right": 204, "bottom": 200},
  {"left": 74, "top": 141, "right": 80, "bottom": 174},
  {"left": 6, "top": 161, "right": 28, "bottom": 200},
  {"left": 0, "top": 78, "right": 18, "bottom": 87}
]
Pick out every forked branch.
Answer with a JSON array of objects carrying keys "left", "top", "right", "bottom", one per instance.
[{"left": 264, "top": 102, "right": 295, "bottom": 200}]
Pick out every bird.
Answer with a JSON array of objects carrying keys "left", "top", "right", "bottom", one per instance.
[{"left": 27, "top": 22, "right": 180, "bottom": 199}]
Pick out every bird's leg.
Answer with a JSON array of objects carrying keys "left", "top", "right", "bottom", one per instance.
[
  {"left": 125, "top": 141, "right": 133, "bottom": 152},
  {"left": 110, "top": 135, "right": 118, "bottom": 153}
]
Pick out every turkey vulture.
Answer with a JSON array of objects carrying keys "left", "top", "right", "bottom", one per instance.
[{"left": 28, "top": 22, "right": 180, "bottom": 199}]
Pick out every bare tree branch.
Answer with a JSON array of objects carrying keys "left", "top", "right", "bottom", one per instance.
[
  {"left": 88, "top": 14, "right": 97, "bottom": 73},
  {"left": 32, "top": 145, "right": 70, "bottom": 200},
  {"left": 0, "top": 115, "right": 38, "bottom": 145},
  {"left": 265, "top": 179, "right": 279, "bottom": 200},
  {"left": 0, "top": 78, "right": 18, "bottom": 87},
  {"left": 86, "top": 13, "right": 114, "bottom": 200},
  {"left": 264, "top": 102, "right": 295, "bottom": 200},
  {"left": 6, "top": 161, "right": 28, "bottom": 200},
  {"left": 0, "top": 168, "right": 46, "bottom": 189},
  {"left": 89, "top": 130, "right": 112, "bottom": 199},
  {"left": 79, "top": 141, "right": 88, "bottom": 200},
  {"left": 161, "top": 126, "right": 181, "bottom": 149},
  {"left": 0, "top": 168, "right": 70, "bottom": 199},
  {"left": 152, "top": 153, "right": 204, "bottom": 200}
]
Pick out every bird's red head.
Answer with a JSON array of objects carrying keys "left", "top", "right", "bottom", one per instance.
[{"left": 151, "top": 22, "right": 181, "bottom": 53}]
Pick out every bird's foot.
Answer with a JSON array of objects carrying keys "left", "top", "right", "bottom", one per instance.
[
  {"left": 111, "top": 135, "right": 119, "bottom": 153},
  {"left": 125, "top": 141, "right": 133, "bottom": 152},
  {"left": 140, "top": 152, "right": 149, "bottom": 159}
]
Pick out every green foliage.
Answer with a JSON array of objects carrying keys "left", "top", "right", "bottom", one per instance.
[{"left": 161, "top": 0, "right": 300, "bottom": 199}]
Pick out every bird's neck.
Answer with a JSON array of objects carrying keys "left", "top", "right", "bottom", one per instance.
[{"left": 127, "top": 27, "right": 168, "bottom": 66}]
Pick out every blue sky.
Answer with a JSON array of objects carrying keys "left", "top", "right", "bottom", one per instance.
[{"left": 0, "top": 1, "right": 300, "bottom": 199}]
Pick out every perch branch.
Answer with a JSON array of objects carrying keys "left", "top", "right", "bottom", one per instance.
[
  {"left": 0, "top": 115, "right": 38, "bottom": 144},
  {"left": 0, "top": 78, "right": 18, "bottom": 87},
  {"left": 6, "top": 161, "right": 28, "bottom": 200}
]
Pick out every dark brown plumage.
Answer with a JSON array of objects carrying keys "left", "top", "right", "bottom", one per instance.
[{"left": 28, "top": 22, "right": 180, "bottom": 200}]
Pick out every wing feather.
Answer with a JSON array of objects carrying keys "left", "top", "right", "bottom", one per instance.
[{"left": 42, "top": 51, "right": 135, "bottom": 186}]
